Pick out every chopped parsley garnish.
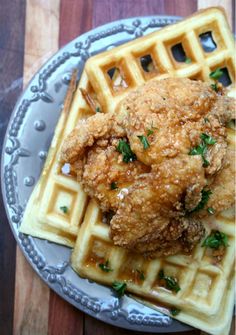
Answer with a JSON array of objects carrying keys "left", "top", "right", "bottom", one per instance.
[
  {"left": 147, "top": 129, "right": 154, "bottom": 136},
  {"left": 170, "top": 308, "right": 181, "bottom": 316},
  {"left": 202, "top": 230, "right": 228, "bottom": 249},
  {"left": 112, "top": 281, "right": 127, "bottom": 297},
  {"left": 116, "top": 139, "right": 136, "bottom": 163},
  {"left": 189, "top": 142, "right": 209, "bottom": 167},
  {"left": 95, "top": 106, "right": 101, "bottom": 113},
  {"left": 211, "top": 83, "right": 218, "bottom": 92},
  {"left": 136, "top": 269, "right": 145, "bottom": 280},
  {"left": 60, "top": 206, "right": 68, "bottom": 214},
  {"left": 209, "top": 68, "right": 223, "bottom": 80},
  {"left": 110, "top": 182, "right": 118, "bottom": 190},
  {"left": 138, "top": 135, "right": 150, "bottom": 150},
  {"left": 98, "top": 260, "right": 113, "bottom": 272},
  {"left": 204, "top": 117, "right": 209, "bottom": 123},
  {"left": 207, "top": 207, "right": 215, "bottom": 215},
  {"left": 189, "top": 142, "right": 206, "bottom": 156},
  {"left": 200, "top": 133, "right": 216, "bottom": 145},
  {"left": 190, "top": 188, "right": 212, "bottom": 213},
  {"left": 158, "top": 270, "right": 181, "bottom": 293},
  {"left": 185, "top": 57, "right": 192, "bottom": 64},
  {"left": 189, "top": 133, "right": 216, "bottom": 167}
]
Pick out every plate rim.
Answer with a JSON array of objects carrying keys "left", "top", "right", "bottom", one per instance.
[{"left": 1, "top": 14, "right": 195, "bottom": 333}]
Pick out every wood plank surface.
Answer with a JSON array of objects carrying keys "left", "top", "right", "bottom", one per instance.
[
  {"left": 0, "top": 1, "right": 26, "bottom": 335},
  {"left": 198, "top": 0, "right": 233, "bottom": 27},
  {"left": 0, "top": 0, "right": 234, "bottom": 335},
  {"left": 59, "top": 0, "right": 93, "bottom": 47},
  {"left": 48, "top": 291, "right": 84, "bottom": 335},
  {"left": 93, "top": 0, "right": 197, "bottom": 27},
  {"left": 13, "top": 1, "right": 60, "bottom": 335}
]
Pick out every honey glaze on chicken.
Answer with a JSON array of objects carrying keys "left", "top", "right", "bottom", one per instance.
[{"left": 60, "top": 78, "right": 235, "bottom": 257}]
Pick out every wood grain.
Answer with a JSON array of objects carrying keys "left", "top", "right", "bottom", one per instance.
[
  {"left": 4, "top": 0, "right": 234, "bottom": 335},
  {"left": 23, "top": 0, "right": 60, "bottom": 85},
  {"left": 48, "top": 291, "right": 84, "bottom": 335},
  {"left": 198, "top": 0, "right": 233, "bottom": 28},
  {"left": 13, "top": 1, "right": 60, "bottom": 334},
  {"left": 0, "top": 1, "right": 26, "bottom": 335},
  {"left": 59, "top": 0, "right": 93, "bottom": 47},
  {"left": 13, "top": 252, "right": 50, "bottom": 335},
  {"left": 93, "top": 0, "right": 197, "bottom": 27}
]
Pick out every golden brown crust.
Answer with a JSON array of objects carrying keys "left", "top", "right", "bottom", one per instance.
[
  {"left": 81, "top": 140, "right": 149, "bottom": 212},
  {"left": 59, "top": 77, "right": 235, "bottom": 257}
]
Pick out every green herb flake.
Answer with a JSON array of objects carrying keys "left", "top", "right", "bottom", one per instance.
[
  {"left": 189, "top": 133, "right": 216, "bottom": 167},
  {"left": 165, "top": 277, "right": 181, "bottom": 292},
  {"left": 209, "top": 68, "right": 223, "bottom": 80},
  {"left": 191, "top": 188, "right": 212, "bottom": 213},
  {"left": 189, "top": 142, "right": 206, "bottom": 156},
  {"left": 158, "top": 270, "right": 180, "bottom": 293},
  {"left": 189, "top": 142, "right": 209, "bottom": 167},
  {"left": 211, "top": 83, "right": 218, "bottom": 92},
  {"left": 185, "top": 57, "right": 192, "bottom": 64},
  {"left": 116, "top": 139, "right": 137, "bottom": 163},
  {"left": 200, "top": 133, "right": 216, "bottom": 145},
  {"left": 202, "top": 157, "right": 209, "bottom": 167},
  {"left": 95, "top": 106, "right": 101, "bottom": 113},
  {"left": 98, "top": 260, "right": 113, "bottom": 273},
  {"left": 204, "top": 117, "right": 209, "bottom": 123},
  {"left": 138, "top": 135, "right": 150, "bottom": 150},
  {"left": 60, "top": 206, "right": 68, "bottom": 214},
  {"left": 170, "top": 308, "right": 181, "bottom": 316},
  {"left": 147, "top": 129, "right": 154, "bottom": 136},
  {"left": 202, "top": 230, "right": 229, "bottom": 249},
  {"left": 136, "top": 269, "right": 145, "bottom": 281},
  {"left": 112, "top": 281, "right": 127, "bottom": 297},
  {"left": 207, "top": 207, "right": 215, "bottom": 215},
  {"left": 110, "top": 182, "right": 118, "bottom": 190}
]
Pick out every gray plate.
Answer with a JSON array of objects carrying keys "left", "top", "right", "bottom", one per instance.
[{"left": 1, "top": 16, "right": 193, "bottom": 333}]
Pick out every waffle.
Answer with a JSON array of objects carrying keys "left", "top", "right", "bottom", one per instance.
[
  {"left": 72, "top": 201, "right": 235, "bottom": 335},
  {"left": 71, "top": 129, "right": 235, "bottom": 335},
  {"left": 84, "top": 6, "right": 235, "bottom": 116},
  {"left": 20, "top": 6, "right": 235, "bottom": 246},
  {"left": 19, "top": 71, "right": 94, "bottom": 247},
  {"left": 20, "top": 6, "right": 235, "bottom": 335}
]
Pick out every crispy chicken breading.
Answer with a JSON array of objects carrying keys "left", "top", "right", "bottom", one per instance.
[
  {"left": 75, "top": 139, "right": 149, "bottom": 212},
  {"left": 194, "top": 145, "right": 235, "bottom": 217},
  {"left": 60, "top": 78, "right": 235, "bottom": 257},
  {"left": 110, "top": 155, "right": 206, "bottom": 256}
]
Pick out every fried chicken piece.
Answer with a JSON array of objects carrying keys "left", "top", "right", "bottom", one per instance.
[
  {"left": 60, "top": 107, "right": 127, "bottom": 164},
  {"left": 76, "top": 139, "right": 149, "bottom": 211},
  {"left": 194, "top": 145, "right": 235, "bottom": 217},
  {"left": 133, "top": 218, "right": 205, "bottom": 258},
  {"left": 60, "top": 77, "right": 235, "bottom": 257},
  {"left": 180, "top": 219, "right": 206, "bottom": 251},
  {"left": 110, "top": 155, "right": 206, "bottom": 254},
  {"left": 209, "top": 95, "right": 235, "bottom": 124},
  {"left": 123, "top": 78, "right": 231, "bottom": 170}
]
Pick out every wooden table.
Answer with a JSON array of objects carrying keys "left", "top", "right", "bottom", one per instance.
[{"left": 0, "top": 1, "right": 234, "bottom": 334}]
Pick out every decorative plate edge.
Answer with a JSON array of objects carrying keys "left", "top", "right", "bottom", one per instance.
[{"left": 2, "top": 16, "right": 183, "bottom": 329}]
